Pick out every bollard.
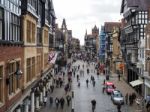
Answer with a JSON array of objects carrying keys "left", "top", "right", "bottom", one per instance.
[{"left": 72, "top": 91, "right": 74, "bottom": 98}]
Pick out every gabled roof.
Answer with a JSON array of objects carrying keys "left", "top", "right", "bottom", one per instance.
[
  {"left": 120, "top": 0, "right": 150, "bottom": 13},
  {"left": 104, "top": 22, "right": 121, "bottom": 33},
  {"left": 61, "top": 18, "right": 67, "bottom": 30},
  {"left": 93, "top": 25, "right": 98, "bottom": 30}
]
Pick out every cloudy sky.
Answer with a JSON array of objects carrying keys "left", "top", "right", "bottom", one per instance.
[{"left": 53, "top": 0, "right": 123, "bottom": 45}]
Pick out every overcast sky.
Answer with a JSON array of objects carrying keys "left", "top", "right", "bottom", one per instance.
[{"left": 53, "top": 0, "right": 123, "bottom": 45}]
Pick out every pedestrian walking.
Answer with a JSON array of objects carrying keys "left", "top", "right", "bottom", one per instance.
[
  {"left": 56, "top": 79, "right": 59, "bottom": 88},
  {"left": 90, "top": 75, "right": 93, "bottom": 83},
  {"left": 73, "top": 71, "right": 76, "bottom": 77},
  {"left": 50, "top": 85, "right": 54, "bottom": 93},
  {"left": 77, "top": 80, "right": 80, "bottom": 87},
  {"left": 118, "top": 74, "right": 121, "bottom": 81},
  {"left": 86, "top": 79, "right": 89, "bottom": 87},
  {"left": 43, "top": 96, "right": 47, "bottom": 106},
  {"left": 92, "top": 80, "right": 96, "bottom": 87},
  {"left": 87, "top": 68, "right": 89, "bottom": 74},
  {"left": 77, "top": 74, "right": 79, "bottom": 82},
  {"left": 49, "top": 96, "right": 53, "bottom": 106},
  {"left": 66, "top": 95, "right": 72, "bottom": 106},
  {"left": 91, "top": 99, "right": 96, "bottom": 112},
  {"left": 60, "top": 80, "right": 63, "bottom": 87},
  {"left": 102, "top": 85, "right": 105, "bottom": 94},
  {"left": 64, "top": 84, "right": 69, "bottom": 94},
  {"left": 60, "top": 97, "right": 65, "bottom": 109},
  {"left": 117, "top": 104, "right": 121, "bottom": 112},
  {"left": 97, "top": 71, "right": 99, "bottom": 77},
  {"left": 129, "top": 94, "right": 132, "bottom": 105},
  {"left": 55, "top": 97, "right": 59, "bottom": 109},
  {"left": 103, "top": 79, "right": 105, "bottom": 85},
  {"left": 125, "top": 93, "right": 128, "bottom": 105}
]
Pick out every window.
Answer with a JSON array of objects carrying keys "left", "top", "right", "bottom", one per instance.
[
  {"left": 0, "top": 65, "right": 3, "bottom": 103},
  {"left": 27, "top": 21, "right": 31, "bottom": 42},
  {"left": 37, "top": 28, "right": 42, "bottom": 45},
  {"left": 26, "top": 57, "right": 36, "bottom": 83},
  {"left": 32, "top": 57, "right": 35, "bottom": 77},
  {"left": 16, "top": 61, "right": 20, "bottom": 89},
  {"left": 44, "top": 30, "right": 48, "bottom": 44},
  {"left": 0, "top": 8, "right": 3, "bottom": 40},
  {"left": 44, "top": 53, "right": 48, "bottom": 68},
  {"left": 8, "top": 63, "right": 15, "bottom": 95},
  {"left": 10, "top": 13, "right": 20, "bottom": 41},
  {"left": 8, "top": 61, "right": 21, "bottom": 95},
  {"left": 37, "top": 55, "right": 41, "bottom": 75},
  {"left": 32, "top": 23, "right": 35, "bottom": 42},
  {"left": 26, "top": 58, "right": 31, "bottom": 82},
  {"left": 26, "top": 20, "right": 35, "bottom": 43}
]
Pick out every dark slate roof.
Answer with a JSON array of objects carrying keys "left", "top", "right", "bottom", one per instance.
[
  {"left": 104, "top": 22, "right": 121, "bottom": 33},
  {"left": 121, "top": 0, "right": 150, "bottom": 13}
]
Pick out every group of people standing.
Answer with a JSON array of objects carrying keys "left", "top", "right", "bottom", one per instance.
[
  {"left": 125, "top": 92, "right": 136, "bottom": 105},
  {"left": 49, "top": 95, "right": 72, "bottom": 109}
]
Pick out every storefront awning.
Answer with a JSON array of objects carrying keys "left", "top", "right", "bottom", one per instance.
[{"left": 130, "top": 79, "right": 143, "bottom": 87}]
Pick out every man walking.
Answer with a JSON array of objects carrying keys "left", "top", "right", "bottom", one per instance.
[
  {"left": 55, "top": 97, "right": 59, "bottom": 109},
  {"left": 86, "top": 79, "right": 89, "bottom": 87},
  {"left": 60, "top": 97, "right": 65, "bottom": 109},
  {"left": 66, "top": 95, "right": 72, "bottom": 106}
]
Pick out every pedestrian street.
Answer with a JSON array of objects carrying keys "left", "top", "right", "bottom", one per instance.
[{"left": 71, "top": 60, "right": 132, "bottom": 112}]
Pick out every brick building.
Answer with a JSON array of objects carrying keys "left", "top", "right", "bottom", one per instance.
[{"left": 0, "top": 0, "right": 56, "bottom": 112}]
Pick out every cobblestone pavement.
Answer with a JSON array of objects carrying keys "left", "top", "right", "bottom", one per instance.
[
  {"left": 40, "top": 67, "right": 72, "bottom": 112},
  {"left": 40, "top": 59, "right": 143, "bottom": 112},
  {"left": 71, "top": 60, "right": 139, "bottom": 112},
  {"left": 110, "top": 73, "right": 144, "bottom": 112}
]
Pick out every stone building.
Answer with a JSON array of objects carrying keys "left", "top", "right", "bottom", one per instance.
[
  {"left": 104, "top": 22, "right": 121, "bottom": 74},
  {"left": 0, "top": 0, "right": 56, "bottom": 112},
  {"left": 84, "top": 25, "right": 99, "bottom": 59}
]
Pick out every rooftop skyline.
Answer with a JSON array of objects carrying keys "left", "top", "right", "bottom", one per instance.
[{"left": 53, "top": 0, "right": 122, "bottom": 45}]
